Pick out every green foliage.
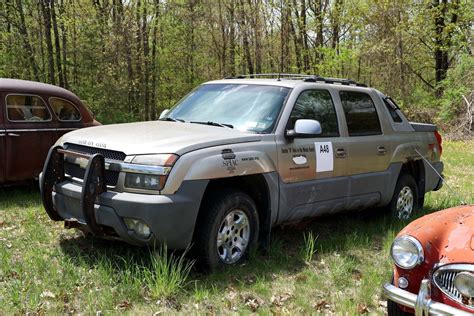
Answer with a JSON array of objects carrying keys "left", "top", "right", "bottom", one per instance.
[
  {"left": 0, "top": 0, "right": 471, "bottom": 127},
  {"left": 142, "top": 245, "right": 194, "bottom": 299},
  {"left": 301, "top": 231, "right": 318, "bottom": 263},
  {"left": 439, "top": 54, "right": 474, "bottom": 122}
]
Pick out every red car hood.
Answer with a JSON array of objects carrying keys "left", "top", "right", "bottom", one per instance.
[{"left": 399, "top": 205, "right": 474, "bottom": 265}]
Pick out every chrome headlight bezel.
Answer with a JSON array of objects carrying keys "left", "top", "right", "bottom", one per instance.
[
  {"left": 123, "top": 154, "right": 178, "bottom": 191},
  {"left": 391, "top": 235, "right": 424, "bottom": 269}
]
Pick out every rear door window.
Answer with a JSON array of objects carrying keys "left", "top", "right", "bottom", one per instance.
[
  {"left": 49, "top": 97, "right": 81, "bottom": 121},
  {"left": 6, "top": 95, "right": 51, "bottom": 122},
  {"left": 340, "top": 91, "right": 381, "bottom": 136}
]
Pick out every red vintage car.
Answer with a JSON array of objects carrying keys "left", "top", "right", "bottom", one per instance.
[
  {"left": 0, "top": 78, "right": 99, "bottom": 185},
  {"left": 384, "top": 205, "right": 474, "bottom": 315}
]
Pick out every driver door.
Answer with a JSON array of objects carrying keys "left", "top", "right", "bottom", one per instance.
[{"left": 277, "top": 89, "right": 348, "bottom": 222}]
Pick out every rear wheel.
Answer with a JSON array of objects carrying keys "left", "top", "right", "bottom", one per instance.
[
  {"left": 390, "top": 174, "right": 418, "bottom": 220},
  {"left": 194, "top": 189, "right": 259, "bottom": 271}
]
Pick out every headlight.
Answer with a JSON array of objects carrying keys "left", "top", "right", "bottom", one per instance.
[
  {"left": 125, "top": 173, "right": 162, "bottom": 190},
  {"left": 124, "top": 154, "right": 178, "bottom": 191},
  {"left": 454, "top": 272, "right": 474, "bottom": 297},
  {"left": 391, "top": 235, "right": 424, "bottom": 269}
]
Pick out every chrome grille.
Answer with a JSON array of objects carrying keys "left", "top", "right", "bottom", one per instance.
[
  {"left": 64, "top": 143, "right": 126, "bottom": 161},
  {"left": 433, "top": 264, "right": 474, "bottom": 310},
  {"left": 63, "top": 143, "right": 126, "bottom": 186}
]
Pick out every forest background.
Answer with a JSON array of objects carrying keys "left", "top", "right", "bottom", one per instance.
[{"left": 0, "top": 0, "right": 472, "bottom": 134}]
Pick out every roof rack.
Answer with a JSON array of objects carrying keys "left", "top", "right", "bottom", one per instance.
[{"left": 226, "top": 73, "right": 367, "bottom": 87}]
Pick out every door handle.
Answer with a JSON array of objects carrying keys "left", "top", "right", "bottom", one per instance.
[
  {"left": 335, "top": 148, "right": 346, "bottom": 158},
  {"left": 0, "top": 133, "right": 5, "bottom": 137},
  {"left": 377, "top": 146, "right": 387, "bottom": 155},
  {"left": 8, "top": 133, "right": 20, "bottom": 137}
]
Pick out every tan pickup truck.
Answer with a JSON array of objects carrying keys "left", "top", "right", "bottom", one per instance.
[{"left": 40, "top": 74, "right": 443, "bottom": 270}]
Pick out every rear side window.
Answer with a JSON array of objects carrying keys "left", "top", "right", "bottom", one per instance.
[
  {"left": 288, "top": 90, "right": 339, "bottom": 137},
  {"left": 383, "top": 98, "right": 403, "bottom": 123},
  {"left": 340, "top": 91, "right": 381, "bottom": 136},
  {"left": 49, "top": 97, "right": 81, "bottom": 121},
  {"left": 6, "top": 95, "right": 51, "bottom": 122}
]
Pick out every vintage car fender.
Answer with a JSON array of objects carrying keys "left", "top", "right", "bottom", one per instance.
[{"left": 392, "top": 205, "right": 474, "bottom": 313}]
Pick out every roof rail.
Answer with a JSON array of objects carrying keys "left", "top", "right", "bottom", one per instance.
[{"left": 226, "top": 73, "right": 367, "bottom": 87}]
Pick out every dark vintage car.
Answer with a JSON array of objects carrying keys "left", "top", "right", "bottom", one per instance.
[
  {"left": 383, "top": 205, "right": 474, "bottom": 315},
  {"left": 0, "top": 78, "right": 99, "bottom": 185}
]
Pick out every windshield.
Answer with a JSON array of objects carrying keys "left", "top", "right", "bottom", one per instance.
[{"left": 165, "top": 84, "right": 290, "bottom": 133}]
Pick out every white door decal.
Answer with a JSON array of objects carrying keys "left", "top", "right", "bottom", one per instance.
[{"left": 315, "top": 142, "right": 334, "bottom": 172}]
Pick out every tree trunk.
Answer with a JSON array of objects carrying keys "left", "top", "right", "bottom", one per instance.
[
  {"left": 51, "top": 0, "right": 64, "bottom": 87},
  {"left": 239, "top": 0, "right": 253, "bottom": 74},
  {"left": 227, "top": 1, "right": 236, "bottom": 77},
  {"left": 17, "top": 0, "right": 40, "bottom": 81},
  {"left": 59, "top": 0, "right": 68, "bottom": 88},
  {"left": 150, "top": 0, "right": 160, "bottom": 121},
  {"left": 142, "top": 0, "right": 150, "bottom": 120},
  {"left": 40, "top": 0, "right": 55, "bottom": 84}
]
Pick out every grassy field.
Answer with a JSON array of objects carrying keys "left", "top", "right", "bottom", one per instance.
[{"left": 1, "top": 140, "right": 473, "bottom": 314}]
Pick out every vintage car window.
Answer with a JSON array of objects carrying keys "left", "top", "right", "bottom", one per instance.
[
  {"left": 166, "top": 84, "right": 290, "bottom": 133},
  {"left": 288, "top": 90, "right": 339, "bottom": 137},
  {"left": 49, "top": 97, "right": 81, "bottom": 121},
  {"left": 6, "top": 94, "right": 51, "bottom": 122},
  {"left": 340, "top": 91, "right": 382, "bottom": 136}
]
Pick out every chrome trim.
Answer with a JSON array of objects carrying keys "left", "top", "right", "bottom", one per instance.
[
  {"left": 7, "top": 133, "right": 20, "bottom": 137},
  {"left": 57, "top": 127, "right": 78, "bottom": 131},
  {"left": 48, "top": 96, "right": 82, "bottom": 122},
  {"left": 414, "top": 279, "right": 431, "bottom": 316},
  {"left": 0, "top": 133, "right": 5, "bottom": 137},
  {"left": 5, "top": 93, "right": 53, "bottom": 122},
  {"left": 61, "top": 150, "right": 171, "bottom": 176},
  {"left": 5, "top": 128, "right": 57, "bottom": 132},
  {"left": 432, "top": 263, "right": 474, "bottom": 311},
  {"left": 391, "top": 235, "right": 425, "bottom": 269},
  {"left": 383, "top": 282, "right": 472, "bottom": 316}
]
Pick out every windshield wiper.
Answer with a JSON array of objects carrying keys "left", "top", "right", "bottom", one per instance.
[
  {"left": 160, "top": 117, "right": 185, "bottom": 122},
  {"left": 190, "top": 121, "right": 234, "bottom": 129}
]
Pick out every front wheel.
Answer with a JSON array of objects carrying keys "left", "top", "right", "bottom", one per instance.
[
  {"left": 194, "top": 189, "right": 259, "bottom": 271},
  {"left": 389, "top": 173, "right": 418, "bottom": 220}
]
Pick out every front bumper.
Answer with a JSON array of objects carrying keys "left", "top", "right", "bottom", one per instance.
[
  {"left": 40, "top": 146, "right": 208, "bottom": 249},
  {"left": 383, "top": 280, "right": 472, "bottom": 316}
]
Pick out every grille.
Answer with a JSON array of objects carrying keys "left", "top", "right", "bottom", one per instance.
[
  {"left": 64, "top": 143, "right": 126, "bottom": 161},
  {"left": 433, "top": 264, "right": 474, "bottom": 310},
  {"left": 63, "top": 143, "right": 126, "bottom": 186}
]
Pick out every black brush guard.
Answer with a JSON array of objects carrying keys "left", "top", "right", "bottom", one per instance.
[{"left": 41, "top": 145, "right": 107, "bottom": 236}]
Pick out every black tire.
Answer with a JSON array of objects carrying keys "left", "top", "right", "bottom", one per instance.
[
  {"left": 193, "top": 189, "right": 259, "bottom": 272},
  {"left": 387, "top": 299, "right": 412, "bottom": 316},
  {"left": 389, "top": 173, "right": 418, "bottom": 220}
]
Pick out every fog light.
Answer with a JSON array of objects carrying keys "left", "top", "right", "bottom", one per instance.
[
  {"left": 123, "top": 218, "right": 151, "bottom": 239},
  {"left": 398, "top": 277, "right": 409, "bottom": 289},
  {"left": 454, "top": 272, "right": 474, "bottom": 298}
]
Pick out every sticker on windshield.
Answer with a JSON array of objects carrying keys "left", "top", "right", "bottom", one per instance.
[{"left": 315, "top": 142, "right": 333, "bottom": 172}]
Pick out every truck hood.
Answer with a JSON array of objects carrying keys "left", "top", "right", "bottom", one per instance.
[{"left": 60, "top": 121, "right": 262, "bottom": 155}]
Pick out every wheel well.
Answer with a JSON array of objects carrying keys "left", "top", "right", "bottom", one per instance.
[
  {"left": 400, "top": 159, "right": 425, "bottom": 200},
  {"left": 195, "top": 174, "right": 271, "bottom": 246}
]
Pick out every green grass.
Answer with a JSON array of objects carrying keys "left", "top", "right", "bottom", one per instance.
[{"left": 1, "top": 139, "right": 473, "bottom": 314}]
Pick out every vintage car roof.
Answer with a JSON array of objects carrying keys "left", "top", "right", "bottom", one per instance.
[
  {"left": 399, "top": 205, "right": 474, "bottom": 264},
  {"left": 0, "top": 78, "right": 81, "bottom": 102}
]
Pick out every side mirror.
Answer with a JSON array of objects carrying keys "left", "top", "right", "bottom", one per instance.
[
  {"left": 286, "top": 119, "right": 322, "bottom": 138},
  {"left": 159, "top": 109, "right": 170, "bottom": 119}
]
